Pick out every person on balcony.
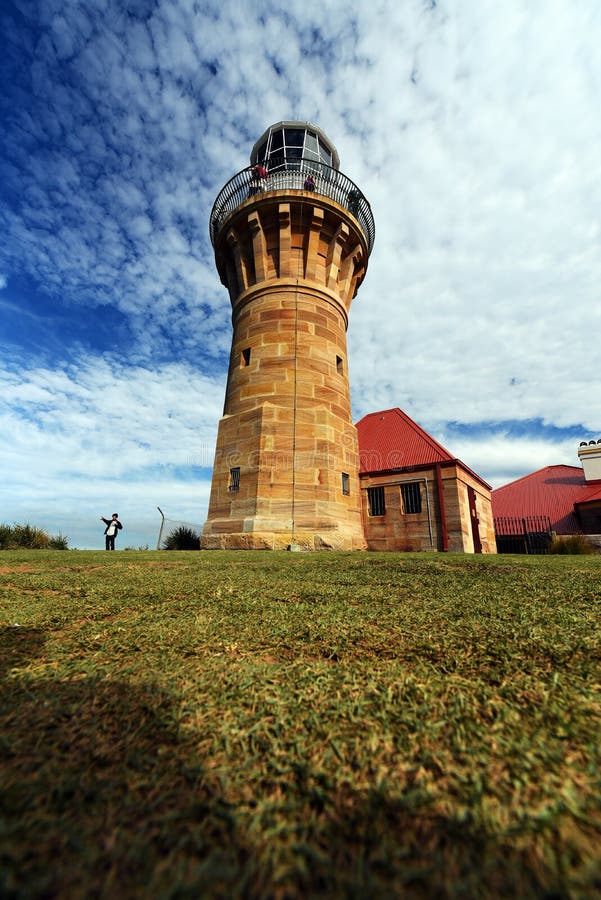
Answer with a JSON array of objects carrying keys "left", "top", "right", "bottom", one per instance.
[
  {"left": 249, "top": 163, "right": 268, "bottom": 196},
  {"left": 304, "top": 174, "right": 316, "bottom": 191}
]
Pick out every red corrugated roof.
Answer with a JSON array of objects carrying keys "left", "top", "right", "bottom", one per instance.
[
  {"left": 578, "top": 484, "right": 601, "bottom": 504},
  {"left": 356, "top": 407, "right": 455, "bottom": 473},
  {"left": 491, "top": 464, "right": 601, "bottom": 533}
]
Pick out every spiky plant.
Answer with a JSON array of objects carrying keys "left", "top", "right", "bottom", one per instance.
[{"left": 162, "top": 526, "right": 200, "bottom": 551}]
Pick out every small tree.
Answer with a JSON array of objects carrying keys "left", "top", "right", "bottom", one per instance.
[{"left": 162, "top": 526, "right": 200, "bottom": 551}]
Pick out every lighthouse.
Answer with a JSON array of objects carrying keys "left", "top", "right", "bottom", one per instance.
[{"left": 201, "top": 121, "right": 375, "bottom": 550}]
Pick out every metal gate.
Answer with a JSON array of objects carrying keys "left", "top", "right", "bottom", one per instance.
[{"left": 494, "top": 515, "right": 553, "bottom": 554}]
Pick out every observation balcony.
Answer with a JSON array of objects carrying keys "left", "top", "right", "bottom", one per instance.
[{"left": 209, "top": 158, "right": 376, "bottom": 257}]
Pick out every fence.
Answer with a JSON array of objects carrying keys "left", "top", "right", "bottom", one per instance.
[
  {"left": 494, "top": 515, "right": 553, "bottom": 554},
  {"left": 209, "top": 159, "right": 376, "bottom": 255}
]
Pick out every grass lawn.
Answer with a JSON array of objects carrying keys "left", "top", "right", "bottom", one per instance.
[{"left": 1, "top": 550, "right": 600, "bottom": 898}]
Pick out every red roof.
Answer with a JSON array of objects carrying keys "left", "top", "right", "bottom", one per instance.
[
  {"left": 491, "top": 465, "right": 601, "bottom": 534},
  {"left": 356, "top": 408, "right": 454, "bottom": 473},
  {"left": 355, "top": 408, "right": 491, "bottom": 490}
]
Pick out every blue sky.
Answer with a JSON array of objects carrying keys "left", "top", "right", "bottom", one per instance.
[{"left": 1, "top": 0, "right": 600, "bottom": 549}]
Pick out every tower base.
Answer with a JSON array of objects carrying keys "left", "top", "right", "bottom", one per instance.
[{"left": 201, "top": 523, "right": 366, "bottom": 551}]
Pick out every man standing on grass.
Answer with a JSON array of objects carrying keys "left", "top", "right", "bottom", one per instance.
[{"left": 100, "top": 513, "right": 123, "bottom": 550}]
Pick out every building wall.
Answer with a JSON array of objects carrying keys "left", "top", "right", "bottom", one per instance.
[
  {"left": 576, "top": 502, "right": 601, "bottom": 535},
  {"left": 442, "top": 465, "right": 497, "bottom": 554},
  {"left": 360, "top": 465, "right": 496, "bottom": 553},
  {"left": 360, "top": 469, "right": 442, "bottom": 552}
]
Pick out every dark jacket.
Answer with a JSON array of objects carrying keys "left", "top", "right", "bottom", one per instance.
[{"left": 102, "top": 517, "right": 123, "bottom": 536}]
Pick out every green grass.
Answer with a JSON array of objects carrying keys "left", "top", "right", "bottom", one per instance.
[{"left": 1, "top": 550, "right": 600, "bottom": 898}]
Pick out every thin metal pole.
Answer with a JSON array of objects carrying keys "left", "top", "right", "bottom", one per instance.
[{"left": 156, "top": 506, "right": 165, "bottom": 550}]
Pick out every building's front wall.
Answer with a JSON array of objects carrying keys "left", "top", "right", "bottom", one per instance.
[
  {"left": 360, "top": 469, "right": 442, "bottom": 552},
  {"left": 576, "top": 500, "right": 601, "bottom": 536},
  {"left": 360, "top": 465, "right": 496, "bottom": 553},
  {"left": 442, "top": 465, "right": 497, "bottom": 554}
]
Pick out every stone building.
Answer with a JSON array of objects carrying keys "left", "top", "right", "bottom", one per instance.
[
  {"left": 202, "top": 121, "right": 495, "bottom": 553},
  {"left": 357, "top": 408, "right": 496, "bottom": 553}
]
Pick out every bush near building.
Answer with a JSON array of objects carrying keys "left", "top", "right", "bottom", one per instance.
[{"left": 549, "top": 534, "right": 598, "bottom": 554}]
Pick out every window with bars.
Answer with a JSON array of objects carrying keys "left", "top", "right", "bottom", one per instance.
[
  {"left": 341, "top": 472, "right": 350, "bottom": 495},
  {"left": 367, "top": 486, "right": 386, "bottom": 516},
  {"left": 229, "top": 467, "right": 240, "bottom": 492},
  {"left": 401, "top": 482, "right": 422, "bottom": 514}
]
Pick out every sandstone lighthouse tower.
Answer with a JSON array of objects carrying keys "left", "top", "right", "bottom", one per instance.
[{"left": 202, "top": 121, "right": 375, "bottom": 550}]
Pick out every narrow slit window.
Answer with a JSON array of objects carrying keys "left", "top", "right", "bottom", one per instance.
[
  {"left": 229, "top": 467, "right": 240, "bottom": 492},
  {"left": 336, "top": 355, "right": 343, "bottom": 375},
  {"left": 241, "top": 347, "right": 251, "bottom": 367},
  {"left": 342, "top": 472, "right": 350, "bottom": 495},
  {"left": 401, "top": 482, "right": 422, "bottom": 514},
  {"left": 367, "top": 486, "right": 386, "bottom": 517}
]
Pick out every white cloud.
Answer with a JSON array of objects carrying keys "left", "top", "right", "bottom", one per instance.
[
  {"left": 0, "top": 357, "right": 223, "bottom": 547},
  {"left": 442, "top": 433, "right": 584, "bottom": 491}
]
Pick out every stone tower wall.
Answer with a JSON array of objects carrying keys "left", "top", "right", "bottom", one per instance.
[{"left": 202, "top": 190, "right": 369, "bottom": 550}]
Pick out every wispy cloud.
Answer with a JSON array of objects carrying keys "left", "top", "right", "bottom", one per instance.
[{"left": 0, "top": 356, "right": 222, "bottom": 546}]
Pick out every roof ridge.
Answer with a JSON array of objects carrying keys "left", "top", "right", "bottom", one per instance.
[
  {"left": 357, "top": 407, "right": 454, "bottom": 461},
  {"left": 493, "top": 463, "right": 583, "bottom": 494}
]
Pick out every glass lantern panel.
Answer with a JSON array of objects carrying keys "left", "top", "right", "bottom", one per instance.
[
  {"left": 284, "top": 128, "right": 305, "bottom": 146},
  {"left": 286, "top": 145, "right": 302, "bottom": 168},
  {"left": 270, "top": 129, "right": 283, "bottom": 150},
  {"left": 305, "top": 132, "right": 318, "bottom": 155}
]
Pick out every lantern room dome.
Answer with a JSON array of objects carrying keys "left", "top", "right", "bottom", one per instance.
[{"left": 250, "top": 120, "right": 340, "bottom": 172}]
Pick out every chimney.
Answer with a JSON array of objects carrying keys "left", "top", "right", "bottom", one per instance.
[{"left": 578, "top": 440, "right": 601, "bottom": 482}]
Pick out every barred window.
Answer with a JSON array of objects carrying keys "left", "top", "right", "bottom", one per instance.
[
  {"left": 341, "top": 472, "right": 350, "bottom": 495},
  {"left": 229, "top": 467, "right": 240, "bottom": 491},
  {"left": 367, "top": 486, "right": 386, "bottom": 517},
  {"left": 401, "top": 482, "right": 422, "bottom": 514}
]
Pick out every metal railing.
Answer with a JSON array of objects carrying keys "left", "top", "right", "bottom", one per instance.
[{"left": 209, "top": 159, "right": 375, "bottom": 255}]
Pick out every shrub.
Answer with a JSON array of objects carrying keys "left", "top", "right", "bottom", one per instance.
[
  {"left": 162, "top": 526, "right": 200, "bottom": 551},
  {"left": 549, "top": 534, "right": 597, "bottom": 555},
  {"left": 0, "top": 524, "right": 12, "bottom": 549},
  {"left": 11, "top": 524, "right": 50, "bottom": 549},
  {"left": 0, "top": 523, "right": 69, "bottom": 550}
]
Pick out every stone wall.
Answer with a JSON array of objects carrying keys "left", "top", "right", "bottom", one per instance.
[
  {"left": 202, "top": 189, "right": 369, "bottom": 550},
  {"left": 360, "top": 464, "right": 496, "bottom": 554}
]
